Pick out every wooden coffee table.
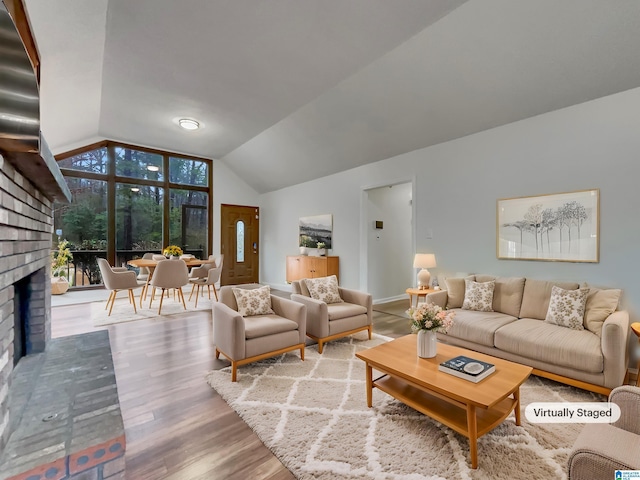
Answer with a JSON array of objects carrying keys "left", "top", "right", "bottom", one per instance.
[{"left": 356, "top": 335, "right": 532, "bottom": 469}]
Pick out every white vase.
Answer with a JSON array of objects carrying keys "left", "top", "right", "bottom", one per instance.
[
  {"left": 299, "top": 247, "right": 308, "bottom": 255},
  {"left": 417, "top": 330, "right": 437, "bottom": 358}
]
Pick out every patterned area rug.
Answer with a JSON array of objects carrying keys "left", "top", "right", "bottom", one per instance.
[
  {"left": 92, "top": 294, "right": 212, "bottom": 326},
  {"left": 206, "top": 333, "right": 605, "bottom": 480}
]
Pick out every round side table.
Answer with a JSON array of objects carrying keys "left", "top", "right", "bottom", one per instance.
[
  {"left": 406, "top": 287, "right": 436, "bottom": 309},
  {"left": 631, "top": 322, "right": 640, "bottom": 387}
]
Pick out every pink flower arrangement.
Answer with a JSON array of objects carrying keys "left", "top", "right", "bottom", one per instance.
[{"left": 407, "top": 303, "right": 455, "bottom": 334}]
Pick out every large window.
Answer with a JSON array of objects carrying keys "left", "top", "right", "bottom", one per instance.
[{"left": 55, "top": 141, "right": 212, "bottom": 287}]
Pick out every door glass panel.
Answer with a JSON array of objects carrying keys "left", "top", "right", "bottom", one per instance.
[
  {"left": 236, "top": 221, "right": 245, "bottom": 263},
  {"left": 116, "top": 183, "right": 164, "bottom": 266},
  {"left": 169, "top": 189, "right": 208, "bottom": 258}
]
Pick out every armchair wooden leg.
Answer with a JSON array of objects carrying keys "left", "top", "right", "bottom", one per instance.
[
  {"left": 188, "top": 283, "right": 196, "bottom": 301},
  {"left": 148, "top": 287, "right": 156, "bottom": 308},
  {"left": 213, "top": 286, "right": 218, "bottom": 302},
  {"left": 107, "top": 290, "right": 117, "bottom": 316},
  {"left": 207, "top": 285, "right": 211, "bottom": 299},
  {"left": 368, "top": 325, "right": 372, "bottom": 339},
  {"left": 300, "top": 346, "right": 305, "bottom": 360},
  {"left": 317, "top": 340, "right": 324, "bottom": 354},
  {"left": 215, "top": 348, "right": 221, "bottom": 359},
  {"left": 231, "top": 362, "right": 238, "bottom": 382}
]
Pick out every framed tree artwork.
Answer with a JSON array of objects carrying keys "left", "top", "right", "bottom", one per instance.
[{"left": 497, "top": 189, "right": 599, "bottom": 262}]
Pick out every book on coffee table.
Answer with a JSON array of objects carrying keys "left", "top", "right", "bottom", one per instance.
[{"left": 438, "top": 355, "right": 496, "bottom": 383}]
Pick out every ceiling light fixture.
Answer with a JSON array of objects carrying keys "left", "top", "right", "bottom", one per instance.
[
  {"left": 178, "top": 118, "right": 200, "bottom": 130},
  {"left": 130, "top": 187, "right": 140, "bottom": 192},
  {"left": 147, "top": 165, "right": 159, "bottom": 172}
]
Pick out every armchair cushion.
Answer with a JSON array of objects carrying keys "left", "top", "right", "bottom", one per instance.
[
  {"left": 232, "top": 285, "right": 274, "bottom": 316},
  {"left": 244, "top": 315, "right": 299, "bottom": 339},
  {"left": 304, "top": 275, "right": 343, "bottom": 304},
  {"left": 327, "top": 303, "right": 368, "bottom": 321}
]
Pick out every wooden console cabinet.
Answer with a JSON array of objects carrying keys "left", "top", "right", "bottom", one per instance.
[{"left": 286, "top": 256, "right": 339, "bottom": 283}]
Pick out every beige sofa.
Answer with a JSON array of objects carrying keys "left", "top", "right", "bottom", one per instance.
[{"left": 426, "top": 275, "right": 629, "bottom": 394}]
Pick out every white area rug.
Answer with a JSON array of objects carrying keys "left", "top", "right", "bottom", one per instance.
[
  {"left": 92, "top": 293, "right": 212, "bottom": 326},
  {"left": 206, "top": 333, "right": 605, "bottom": 480}
]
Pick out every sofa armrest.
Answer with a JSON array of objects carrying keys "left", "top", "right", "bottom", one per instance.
[
  {"left": 601, "top": 310, "right": 630, "bottom": 388},
  {"left": 271, "top": 295, "right": 307, "bottom": 344},
  {"left": 212, "top": 302, "right": 246, "bottom": 360},
  {"left": 568, "top": 423, "right": 640, "bottom": 479},
  {"left": 610, "top": 386, "right": 640, "bottom": 435},
  {"left": 291, "top": 293, "right": 329, "bottom": 338},
  {"left": 338, "top": 287, "right": 373, "bottom": 326},
  {"left": 426, "top": 290, "right": 448, "bottom": 309}
]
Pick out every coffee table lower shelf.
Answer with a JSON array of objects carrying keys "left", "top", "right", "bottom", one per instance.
[{"left": 373, "top": 375, "right": 518, "bottom": 468}]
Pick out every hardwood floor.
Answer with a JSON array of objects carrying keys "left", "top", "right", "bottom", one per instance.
[{"left": 51, "top": 296, "right": 408, "bottom": 479}]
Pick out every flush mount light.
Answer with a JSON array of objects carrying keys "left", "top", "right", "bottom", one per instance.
[
  {"left": 147, "top": 165, "right": 159, "bottom": 172},
  {"left": 178, "top": 118, "right": 200, "bottom": 130},
  {"left": 130, "top": 187, "right": 140, "bottom": 192}
]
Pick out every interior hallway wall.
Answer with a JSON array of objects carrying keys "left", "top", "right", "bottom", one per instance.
[{"left": 366, "top": 183, "right": 413, "bottom": 302}]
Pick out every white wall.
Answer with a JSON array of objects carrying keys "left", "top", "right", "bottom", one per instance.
[
  {"left": 366, "top": 182, "right": 413, "bottom": 301},
  {"left": 259, "top": 87, "right": 640, "bottom": 341},
  {"left": 212, "top": 159, "right": 260, "bottom": 254}
]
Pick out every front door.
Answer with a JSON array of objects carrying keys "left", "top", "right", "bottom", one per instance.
[{"left": 220, "top": 204, "right": 259, "bottom": 285}]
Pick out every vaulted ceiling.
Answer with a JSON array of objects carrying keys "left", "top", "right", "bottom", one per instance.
[{"left": 23, "top": 0, "right": 640, "bottom": 193}]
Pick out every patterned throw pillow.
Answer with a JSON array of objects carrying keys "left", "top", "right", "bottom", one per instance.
[
  {"left": 232, "top": 285, "right": 274, "bottom": 317},
  {"left": 545, "top": 286, "right": 589, "bottom": 330},
  {"left": 462, "top": 279, "right": 495, "bottom": 312},
  {"left": 304, "top": 275, "right": 343, "bottom": 304}
]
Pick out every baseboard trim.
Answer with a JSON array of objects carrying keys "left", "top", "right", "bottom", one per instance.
[{"left": 373, "top": 294, "right": 407, "bottom": 305}]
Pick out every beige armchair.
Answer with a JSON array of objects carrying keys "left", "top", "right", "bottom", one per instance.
[
  {"left": 189, "top": 255, "right": 224, "bottom": 305},
  {"left": 97, "top": 258, "right": 145, "bottom": 316},
  {"left": 148, "top": 259, "right": 189, "bottom": 314},
  {"left": 568, "top": 386, "right": 640, "bottom": 479},
  {"left": 213, "top": 284, "right": 306, "bottom": 381},
  {"left": 291, "top": 277, "right": 372, "bottom": 353}
]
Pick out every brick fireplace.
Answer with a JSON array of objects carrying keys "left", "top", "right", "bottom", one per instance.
[{"left": 0, "top": 154, "right": 55, "bottom": 452}]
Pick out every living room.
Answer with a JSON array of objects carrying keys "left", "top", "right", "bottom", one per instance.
[{"left": 1, "top": 1, "right": 640, "bottom": 479}]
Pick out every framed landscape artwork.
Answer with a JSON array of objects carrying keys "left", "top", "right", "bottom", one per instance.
[
  {"left": 497, "top": 189, "right": 599, "bottom": 263},
  {"left": 299, "top": 214, "right": 332, "bottom": 249}
]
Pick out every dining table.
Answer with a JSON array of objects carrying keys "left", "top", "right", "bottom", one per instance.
[{"left": 127, "top": 257, "right": 218, "bottom": 307}]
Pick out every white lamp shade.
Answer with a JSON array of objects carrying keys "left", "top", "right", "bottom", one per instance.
[{"left": 413, "top": 254, "right": 436, "bottom": 269}]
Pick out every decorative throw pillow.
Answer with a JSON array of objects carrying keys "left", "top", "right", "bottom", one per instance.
[
  {"left": 462, "top": 279, "right": 495, "bottom": 312},
  {"left": 583, "top": 287, "right": 621, "bottom": 336},
  {"left": 444, "top": 275, "right": 476, "bottom": 309},
  {"left": 545, "top": 286, "right": 589, "bottom": 330},
  {"left": 304, "top": 275, "right": 343, "bottom": 304},
  {"left": 232, "top": 285, "right": 274, "bottom": 317}
]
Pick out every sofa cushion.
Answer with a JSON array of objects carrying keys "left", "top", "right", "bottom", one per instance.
[
  {"left": 232, "top": 285, "right": 274, "bottom": 316},
  {"left": 244, "top": 315, "right": 299, "bottom": 339},
  {"left": 583, "top": 286, "right": 622, "bottom": 336},
  {"left": 462, "top": 279, "right": 495, "bottom": 312},
  {"left": 327, "top": 302, "right": 367, "bottom": 321},
  {"left": 305, "top": 275, "right": 343, "bottom": 304},
  {"left": 444, "top": 275, "right": 475, "bottom": 309},
  {"left": 494, "top": 319, "right": 603, "bottom": 373},
  {"left": 476, "top": 275, "right": 526, "bottom": 317},
  {"left": 519, "top": 279, "right": 580, "bottom": 320},
  {"left": 545, "top": 286, "right": 589, "bottom": 330},
  {"left": 444, "top": 309, "right": 517, "bottom": 347}
]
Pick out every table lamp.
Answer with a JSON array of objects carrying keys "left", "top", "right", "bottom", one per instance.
[{"left": 413, "top": 253, "right": 436, "bottom": 290}]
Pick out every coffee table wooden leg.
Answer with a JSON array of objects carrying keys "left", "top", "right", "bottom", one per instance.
[
  {"left": 514, "top": 387, "right": 522, "bottom": 426},
  {"left": 467, "top": 404, "right": 478, "bottom": 469},
  {"left": 366, "top": 364, "right": 373, "bottom": 407}
]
